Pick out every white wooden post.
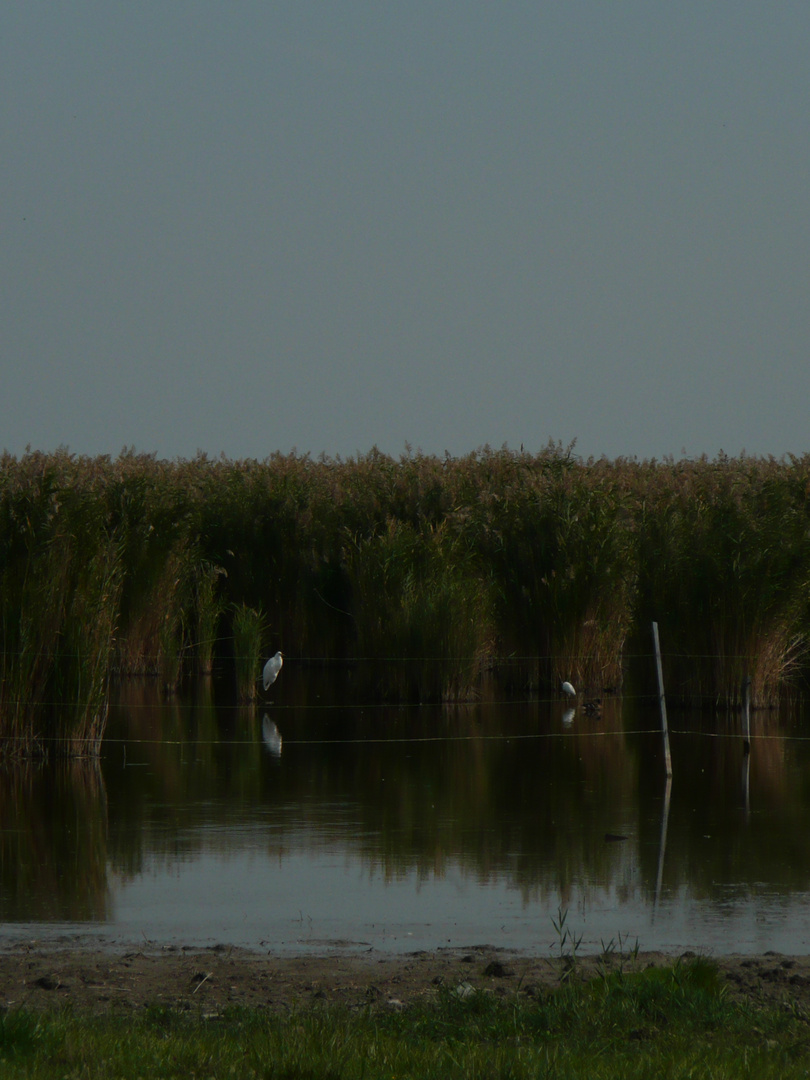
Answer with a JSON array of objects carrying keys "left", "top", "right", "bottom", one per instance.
[{"left": 652, "top": 622, "right": 673, "bottom": 778}]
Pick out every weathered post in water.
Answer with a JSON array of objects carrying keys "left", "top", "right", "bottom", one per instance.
[
  {"left": 652, "top": 622, "right": 673, "bottom": 778},
  {"left": 741, "top": 675, "right": 751, "bottom": 756}
]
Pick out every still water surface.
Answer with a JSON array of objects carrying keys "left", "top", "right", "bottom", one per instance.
[{"left": 3, "top": 669, "right": 810, "bottom": 956}]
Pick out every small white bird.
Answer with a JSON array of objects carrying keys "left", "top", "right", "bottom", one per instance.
[
  {"left": 263, "top": 650, "right": 283, "bottom": 690},
  {"left": 561, "top": 680, "right": 576, "bottom": 698}
]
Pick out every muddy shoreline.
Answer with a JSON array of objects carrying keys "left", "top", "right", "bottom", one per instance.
[{"left": 2, "top": 940, "right": 809, "bottom": 1016}]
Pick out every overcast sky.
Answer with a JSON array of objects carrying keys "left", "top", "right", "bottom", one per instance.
[{"left": 2, "top": 3, "right": 809, "bottom": 463}]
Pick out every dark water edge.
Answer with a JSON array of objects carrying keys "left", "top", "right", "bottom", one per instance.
[{"left": 3, "top": 671, "right": 810, "bottom": 956}]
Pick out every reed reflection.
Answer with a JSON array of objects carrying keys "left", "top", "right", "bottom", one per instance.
[
  {"left": 636, "top": 706, "right": 810, "bottom": 900},
  {"left": 104, "top": 680, "right": 810, "bottom": 907},
  {"left": 102, "top": 686, "right": 643, "bottom": 905},
  {"left": 7, "top": 672, "right": 810, "bottom": 936},
  {"left": 0, "top": 761, "right": 110, "bottom": 921}
]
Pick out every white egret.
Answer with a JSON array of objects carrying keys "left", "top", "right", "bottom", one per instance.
[
  {"left": 562, "top": 707, "right": 576, "bottom": 728},
  {"left": 263, "top": 650, "right": 283, "bottom": 690},
  {"left": 561, "top": 680, "right": 576, "bottom": 698}
]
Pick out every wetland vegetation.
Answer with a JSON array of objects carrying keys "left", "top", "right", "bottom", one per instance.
[
  {"left": 3, "top": 444, "right": 810, "bottom": 755},
  {"left": 2, "top": 955, "right": 810, "bottom": 1079}
]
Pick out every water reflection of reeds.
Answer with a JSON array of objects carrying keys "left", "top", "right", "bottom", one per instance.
[
  {"left": 0, "top": 761, "right": 110, "bottom": 921},
  {"left": 102, "top": 686, "right": 645, "bottom": 905},
  {"left": 9, "top": 680, "right": 810, "bottom": 931}
]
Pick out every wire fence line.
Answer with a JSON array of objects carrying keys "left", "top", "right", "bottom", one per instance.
[
  {"left": 0, "top": 684, "right": 740, "bottom": 713},
  {"left": 1, "top": 725, "right": 808, "bottom": 750},
  {"left": 0, "top": 646, "right": 801, "bottom": 750},
  {"left": 0, "top": 647, "right": 790, "bottom": 664}
]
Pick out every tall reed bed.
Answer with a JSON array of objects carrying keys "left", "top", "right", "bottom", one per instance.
[
  {"left": 631, "top": 454, "right": 810, "bottom": 707},
  {"left": 0, "top": 452, "right": 123, "bottom": 757},
  {"left": 459, "top": 448, "right": 637, "bottom": 692},
  {"left": 2, "top": 446, "right": 810, "bottom": 753},
  {"left": 345, "top": 518, "right": 492, "bottom": 700}
]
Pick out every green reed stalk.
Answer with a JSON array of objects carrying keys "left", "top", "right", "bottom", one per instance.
[
  {"left": 0, "top": 453, "right": 124, "bottom": 756},
  {"left": 193, "top": 562, "right": 226, "bottom": 675},
  {"left": 345, "top": 518, "right": 493, "bottom": 701},
  {"left": 53, "top": 535, "right": 124, "bottom": 754},
  {"left": 231, "top": 603, "right": 267, "bottom": 702}
]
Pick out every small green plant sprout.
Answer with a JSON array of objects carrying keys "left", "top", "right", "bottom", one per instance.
[
  {"left": 551, "top": 906, "right": 583, "bottom": 980},
  {"left": 599, "top": 931, "right": 641, "bottom": 979}
]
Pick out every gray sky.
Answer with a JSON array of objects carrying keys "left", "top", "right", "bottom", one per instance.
[{"left": 2, "top": 3, "right": 809, "bottom": 462}]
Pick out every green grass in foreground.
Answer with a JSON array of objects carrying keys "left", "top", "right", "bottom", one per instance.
[{"left": 1, "top": 959, "right": 809, "bottom": 1079}]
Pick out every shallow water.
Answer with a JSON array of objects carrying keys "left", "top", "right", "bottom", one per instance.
[{"left": 3, "top": 671, "right": 810, "bottom": 956}]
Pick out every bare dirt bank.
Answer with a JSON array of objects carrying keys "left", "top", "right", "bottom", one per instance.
[{"left": 2, "top": 942, "right": 809, "bottom": 1016}]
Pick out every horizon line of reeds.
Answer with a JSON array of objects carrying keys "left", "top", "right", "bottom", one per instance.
[{"left": 3, "top": 444, "right": 810, "bottom": 752}]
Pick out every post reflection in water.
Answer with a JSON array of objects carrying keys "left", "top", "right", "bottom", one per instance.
[
  {"left": 3, "top": 670, "right": 810, "bottom": 956},
  {"left": 653, "top": 777, "right": 672, "bottom": 915}
]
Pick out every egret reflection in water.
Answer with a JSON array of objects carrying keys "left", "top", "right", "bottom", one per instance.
[{"left": 261, "top": 715, "right": 283, "bottom": 757}]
